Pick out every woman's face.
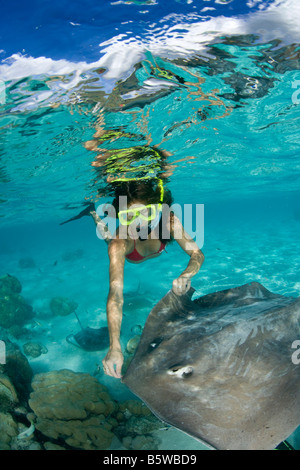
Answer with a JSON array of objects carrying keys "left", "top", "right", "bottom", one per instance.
[{"left": 126, "top": 200, "right": 161, "bottom": 240}]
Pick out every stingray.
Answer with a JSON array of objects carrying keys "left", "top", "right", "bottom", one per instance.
[
  {"left": 122, "top": 281, "right": 300, "bottom": 450},
  {"left": 59, "top": 202, "right": 95, "bottom": 225},
  {"left": 66, "top": 313, "right": 109, "bottom": 351},
  {"left": 65, "top": 283, "right": 147, "bottom": 351}
]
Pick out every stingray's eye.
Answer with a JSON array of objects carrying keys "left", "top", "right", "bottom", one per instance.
[
  {"left": 182, "top": 366, "right": 193, "bottom": 377},
  {"left": 148, "top": 337, "right": 164, "bottom": 352},
  {"left": 167, "top": 365, "right": 193, "bottom": 378}
]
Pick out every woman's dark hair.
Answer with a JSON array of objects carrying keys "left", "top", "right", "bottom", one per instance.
[{"left": 111, "top": 179, "right": 174, "bottom": 244}]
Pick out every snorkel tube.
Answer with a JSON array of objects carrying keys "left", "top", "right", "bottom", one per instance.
[
  {"left": 138, "top": 178, "right": 164, "bottom": 239},
  {"left": 136, "top": 206, "right": 162, "bottom": 240}
]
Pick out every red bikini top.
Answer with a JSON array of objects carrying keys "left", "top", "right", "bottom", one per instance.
[{"left": 125, "top": 239, "right": 167, "bottom": 262}]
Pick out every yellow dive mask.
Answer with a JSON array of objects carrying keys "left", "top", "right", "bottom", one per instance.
[
  {"left": 118, "top": 179, "right": 164, "bottom": 226},
  {"left": 118, "top": 203, "right": 162, "bottom": 226}
]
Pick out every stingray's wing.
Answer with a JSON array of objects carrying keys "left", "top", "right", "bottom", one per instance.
[{"left": 123, "top": 282, "right": 300, "bottom": 450}]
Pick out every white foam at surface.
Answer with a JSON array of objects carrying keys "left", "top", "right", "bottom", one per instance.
[{"left": 0, "top": 0, "right": 299, "bottom": 84}]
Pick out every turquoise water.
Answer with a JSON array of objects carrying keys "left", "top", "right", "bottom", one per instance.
[{"left": 0, "top": 0, "right": 300, "bottom": 451}]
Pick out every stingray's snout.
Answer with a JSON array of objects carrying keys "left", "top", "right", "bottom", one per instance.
[{"left": 167, "top": 365, "right": 193, "bottom": 378}]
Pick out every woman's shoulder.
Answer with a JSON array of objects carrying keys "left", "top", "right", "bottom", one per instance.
[
  {"left": 107, "top": 232, "right": 130, "bottom": 250},
  {"left": 108, "top": 229, "right": 136, "bottom": 254}
]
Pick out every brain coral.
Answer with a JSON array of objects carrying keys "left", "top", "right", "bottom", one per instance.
[
  {"left": 0, "top": 293, "right": 33, "bottom": 329},
  {"left": 0, "top": 274, "right": 22, "bottom": 296},
  {"left": 28, "top": 369, "right": 117, "bottom": 450},
  {"left": 0, "top": 338, "right": 33, "bottom": 405},
  {"left": 0, "top": 275, "right": 34, "bottom": 334}
]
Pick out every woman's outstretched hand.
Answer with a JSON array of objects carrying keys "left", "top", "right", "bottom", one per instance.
[
  {"left": 172, "top": 275, "right": 191, "bottom": 296},
  {"left": 102, "top": 348, "right": 124, "bottom": 379}
]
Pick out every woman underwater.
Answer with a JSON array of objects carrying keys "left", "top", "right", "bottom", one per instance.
[{"left": 89, "top": 177, "right": 205, "bottom": 379}]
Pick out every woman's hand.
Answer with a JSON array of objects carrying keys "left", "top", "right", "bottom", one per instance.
[
  {"left": 96, "top": 219, "right": 112, "bottom": 242},
  {"left": 102, "top": 348, "right": 124, "bottom": 379},
  {"left": 172, "top": 275, "right": 191, "bottom": 296}
]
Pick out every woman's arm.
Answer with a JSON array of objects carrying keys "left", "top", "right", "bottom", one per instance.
[
  {"left": 89, "top": 209, "right": 112, "bottom": 244},
  {"left": 102, "top": 238, "right": 126, "bottom": 378},
  {"left": 170, "top": 213, "right": 204, "bottom": 295}
]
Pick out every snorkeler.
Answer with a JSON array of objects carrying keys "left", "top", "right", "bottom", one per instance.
[{"left": 88, "top": 178, "right": 204, "bottom": 379}]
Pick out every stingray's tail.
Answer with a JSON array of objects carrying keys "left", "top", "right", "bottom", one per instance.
[
  {"left": 74, "top": 312, "right": 84, "bottom": 330},
  {"left": 60, "top": 202, "right": 95, "bottom": 225},
  {"left": 66, "top": 334, "right": 80, "bottom": 348}
]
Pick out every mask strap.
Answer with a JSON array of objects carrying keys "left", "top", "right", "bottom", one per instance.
[{"left": 157, "top": 178, "right": 164, "bottom": 204}]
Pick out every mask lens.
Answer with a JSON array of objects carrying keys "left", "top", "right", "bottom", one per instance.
[
  {"left": 119, "top": 210, "right": 135, "bottom": 225},
  {"left": 127, "top": 210, "right": 138, "bottom": 221},
  {"left": 119, "top": 204, "right": 160, "bottom": 225},
  {"left": 139, "top": 204, "right": 156, "bottom": 221},
  {"left": 119, "top": 208, "right": 141, "bottom": 225}
]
